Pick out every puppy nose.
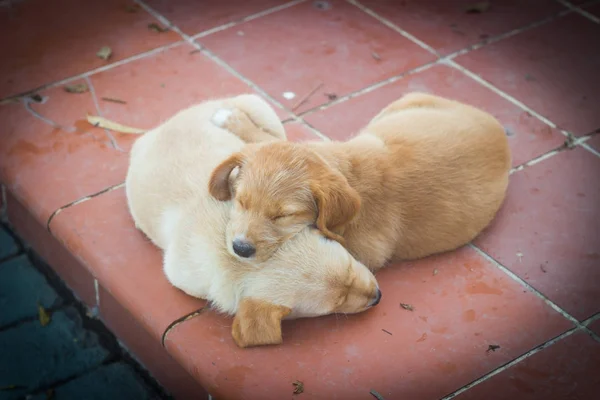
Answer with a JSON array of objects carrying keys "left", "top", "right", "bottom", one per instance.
[
  {"left": 232, "top": 238, "right": 256, "bottom": 258},
  {"left": 370, "top": 288, "right": 382, "bottom": 307}
]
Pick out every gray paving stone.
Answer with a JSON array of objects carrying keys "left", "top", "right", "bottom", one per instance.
[
  {"left": 0, "top": 255, "right": 61, "bottom": 328},
  {"left": 0, "top": 308, "right": 110, "bottom": 400},
  {"left": 29, "top": 363, "right": 160, "bottom": 400},
  {"left": 0, "top": 228, "right": 18, "bottom": 260}
]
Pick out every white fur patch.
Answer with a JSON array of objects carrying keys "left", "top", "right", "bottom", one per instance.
[{"left": 212, "top": 108, "right": 234, "bottom": 127}]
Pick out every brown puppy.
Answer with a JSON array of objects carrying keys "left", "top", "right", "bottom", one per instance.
[{"left": 209, "top": 93, "right": 511, "bottom": 271}]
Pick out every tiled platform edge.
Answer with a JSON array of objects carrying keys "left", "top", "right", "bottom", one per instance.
[{"left": 1, "top": 0, "right": 600, "bottom": 399}]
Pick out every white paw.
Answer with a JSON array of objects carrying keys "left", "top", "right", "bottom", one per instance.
[{"left": 212, "top": 108, "right": 234, "bottom": 127}]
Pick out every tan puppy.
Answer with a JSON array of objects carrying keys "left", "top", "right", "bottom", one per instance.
[
  {"left": 209, "top": 93, "right": 511, "bottom": 271},
  {"left": 125, "top": 94, "right": 380, "bottom": 348}
]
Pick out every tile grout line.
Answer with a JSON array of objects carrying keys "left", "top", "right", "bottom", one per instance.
[
  {"left": 555, "top": 0, "right": 600, "bottom": 23},
  {"left": 85, "top": 76, "right": 124, "bottom": 152},
  {"left": 134, "top": 0, "right": 332, "bottom": 142},
  {"left": 46, "top": 183, "right": 125, "bottom": 234},
  {"left": 190, "top": 0, "right": 307, "bottom": 40},
  {"left": 580, "top": 142, "right": 600, "bottom": 158},
  {"left": 469, "top": 244, "right": 582, "bottom": 326},
  {"left": 440, "top": 327, "right": 579, "bottom": 400},
  {"left": 0, "top": 41, "right": 186, "bottom": 103}
]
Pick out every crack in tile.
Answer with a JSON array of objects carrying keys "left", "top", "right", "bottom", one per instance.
[
  {"left": 46, "top": 183, "right": 125, "bottom": 234},
  {"left": 161, "top": 306, "right": 209, "bottom": 348}
]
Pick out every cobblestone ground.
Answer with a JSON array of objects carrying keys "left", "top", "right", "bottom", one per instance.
[{"left": 0, "top": 224, "right": 170, "bottom": 400}]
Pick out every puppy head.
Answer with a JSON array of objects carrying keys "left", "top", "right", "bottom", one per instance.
[
  {"left": 232, "top": 229, "right": 380, "bottom": 348},
  {"left": 209, "top": 142, "right": 360, "bottom": 262}
]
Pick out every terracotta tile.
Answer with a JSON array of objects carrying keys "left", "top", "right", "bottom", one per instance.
[
  {"left": 165, "top": 246, "right": 571, "bottom": 399},
  {"left": 586, "top": 134, "right": 600, "bottom": 152},
  {"left": 49, "top": 187, "right": 206, "bottom": 341},
  {"left": 475, "top": 147, "right": 600, "bottom": 321},
  {"left": 455, "top": 331, "right": 600, "bottom": 400},
  {"left": 583, "top": 2, "right": 600, "bottom": 18},
  {"left": 588, "top": 318, "right": 600, "bottom": 336},
  {"left": 359, "top": 0, "right": 565, "bottom": 55},
  {"left": 0, "top": 0, "right": 182, "bottom": 99},
  {"left": 4, "top": 190, "right": 97, "bottom": 307},
  {"left": 0, "top": 43, "right": 270, "bottom": 225},
  {"left": 0, "top": 82, "right": 124, "bottom": 223},
  {"left": 145, "top": 0, "right": 291, "bottom": 36},
  {"left": 283, "top": 121, "right": 324, "bottom": 142},
  {"left": 89, "top": 43, "right": 288, "bottom": 129},
  {"left": 303, "top": 64, "right": 565, "bottom": 167},
  {"left": 98, "top": 285, "right": 208, "bottom": 400},
  {"left": 456, "top": 14, "right": 600, "bottom": 135},
  {"left": 198, "top": 0, "right": 436, "bottom": 114}
]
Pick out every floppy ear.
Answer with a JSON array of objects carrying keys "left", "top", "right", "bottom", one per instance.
[
  {"left": 310, "top": 165, "right": 361, "bottom": 244},
  {"left": 208, "top": 152, "right": 244, "bottom": 201},
  {"left": 231, "top": 298, "right": 291, "bottom": 348}
]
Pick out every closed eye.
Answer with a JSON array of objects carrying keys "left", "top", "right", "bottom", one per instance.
[{"left": 274, "top": 214, "right": 295, "bottom": 221}]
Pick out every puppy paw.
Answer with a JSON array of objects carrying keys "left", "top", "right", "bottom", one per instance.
[{"left": 212, "top": 108, "right": 234, "bottom": 127}]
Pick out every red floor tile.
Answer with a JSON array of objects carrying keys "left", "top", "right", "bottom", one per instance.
[
  {"left": 583, "top": 2, "right": 600, "bottom": 18},
  {"left": 5, "top": 190, "right": 97, "bottom": 307},
  {"left": 283, "top": 121, "right": 324, "bottom": 142},
  {"left": 588, "top": 318, "right": 600, "bottom": 336},
  {"left": 0, "top": 43, "right": 270, "bottom": 224},
  {"left": 0, "top": 0, "right": 181, "bottom": 99},
  {"left": 586, "top": 134, "right": 600, "bottom": 152},
  {"left": 359, "top": 0, "right": 564, "bottom": 55},
  {"left": 89, "top": 43, "right": 279, "bottom": 130},
  {"left": 303, "top": 64, "right": 565, "bottom": 167},
  {"left": 198, "top": 0, "right": 436, "bottom": 114},
  {"left": 48, "top": 187, "right": 205, "bottom": 341},
  {"left": 455, "top": 331, "right": 600, "bottom": 400},
  {"left": 456, "top": 13, "right": 600, "bottom": 136},
  {"left": 145, "top": 0, "right": 292, "bottom": 37},
  {"left": 165, "top": 246, "right": 571, "bottom": 400},
  {"left": 475, "top": 147, "right": 600, "bottom": 321},
  {"left": 0, "top": 83, "right": 126, "bottom": 224}
]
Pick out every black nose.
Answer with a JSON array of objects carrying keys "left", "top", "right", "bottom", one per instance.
[
  {"left": 370, "top": 288, "right": 382, "bottom": 307},
  {"left": 232, "top": 239, "right": 256, "bottom": 258}
]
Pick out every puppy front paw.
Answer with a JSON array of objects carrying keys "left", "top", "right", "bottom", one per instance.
[{"left": 212, "top": 108, "right": 234, "bottom": 127}]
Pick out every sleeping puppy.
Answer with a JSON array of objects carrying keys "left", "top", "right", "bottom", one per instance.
[
  {"left": 208, "top": 92, "right": 511, "bottom": 271},
  {"left": 125, "top": 94, "right": 380, "bottom": 348}
]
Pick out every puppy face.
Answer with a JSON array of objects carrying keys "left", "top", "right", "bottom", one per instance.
[
  {"left": 209, "top": 142, "right": 361, "bottom": 262},
  {"left": 232, "top": 229, "right": 380, "bottom": 348}
]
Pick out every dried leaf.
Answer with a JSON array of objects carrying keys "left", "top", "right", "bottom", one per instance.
[
  {"left": 486, "top": 344, "right": 501, "bottom": 353},
  {"left": 86, "top": 115, "right": 146, "bottom": 134},
  {"left": 370, "top": 389, "right": 386, "bottom": 400},
  {"left": 96, "top": 46, "right": 113, "bottom": 61},
  {"left": 433, "top": 268, "right": 439, "bottom": 276},
  {"left": 292, "top": 380, "right": 304, "bottom": 395},
  {"left": 465, "top": 1, "right": 491, "bottom": 13},
  {"left": 64, "top": 83, "right": 89, "bottom": 94},
  {"left": 148, "top": 23, "right": 169, "bottom": 33},
  {"left": 400, "top": 303, "right": 415, "bottom": 312},
  {"left": 38, "top": 304, "right": 51, "bottom": 327}
]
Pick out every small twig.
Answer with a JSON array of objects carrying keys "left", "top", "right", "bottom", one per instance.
[
  {"left": 291, "top": 82, "right": 324, "bottom": 111},
  {"left": 381, "top": 329, "right": 392, "bottom": 336},
  {"left": 101, "top": 97, "right": 127, "bottom": 104},
  {"left": 370, "top": 389, "right": 386, "bottom": 400}
]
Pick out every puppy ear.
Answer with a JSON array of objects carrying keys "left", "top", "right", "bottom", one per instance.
[
  {"left": 208, "top": 153, "right": 244, "bottom": 201},
  {"left": 231, "top": 298, "right": 291, "bottom": 348},
  {"left": 310, "top": 165, "right": 361, "bottom": 243}
]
